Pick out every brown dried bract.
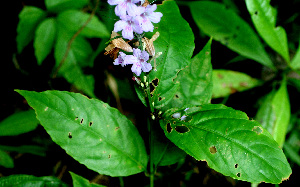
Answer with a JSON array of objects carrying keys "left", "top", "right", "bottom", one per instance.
[
  {"left": 142, "top": 0, "right": 150, "bottom": 7},
  {"left": 142, "top": 32, "right": 160, "bottom": 57},
  {"left": 105, "top": 31, "right": 133, "bottom": 59}
]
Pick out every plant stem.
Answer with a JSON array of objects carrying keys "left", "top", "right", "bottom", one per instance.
[{"left": 149, "top": 118, "right": 155, "bottom": 187}]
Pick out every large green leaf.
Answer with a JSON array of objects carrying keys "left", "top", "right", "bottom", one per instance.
[
  {"left": 212, "top": 70, "right": 262, "bottom": 98},
  {"left": 163, "top": 38, "right": 213, "bottom": 109},
  {"left": 147, "top": 1, "right": 195, "bottom": 109},
  {"left": 45, "top": 0, "right": 88, "bottom": 13},
  {"left": 189, "top": 1, "right": 274, "bottom": 69},
  {"left": 16, "top": 90, "right": 148, "bottom": 177},
  {"left": 256, "top": 78, "right": 290, "bottom": 147},
  {"left": 54, "top": 28, "right": 95, "bottom": 98},
  {"left": 70, "top": 172, "right": 106, "bottom": 187},
  {"left": 56, "top": 10, "right": 110, "bottom": 38},
  {"left": 0, "top": 175, "right": 67, "bottom": 187},
  {"left": 160, "top": 105, "right": 291, "bottom": 183},
  {"left": 0, "top": 110, "right": 39, "bottom": 136},
  {"left": 245, "top": 0, "right": 290, "bottom": 63},
  {"left": 16, "top": 6, "right": 46, "bottom": 53},
  {"left": 34, "top": 18, "right": 57, "bottom": 65}
]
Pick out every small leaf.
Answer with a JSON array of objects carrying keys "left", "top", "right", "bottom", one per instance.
[
  {"left": 245, "top": 0, "right": 290, "bottom": 63},
  {"left": 0, "top": 175, "right": 67, "bottom": 187},
  {"left": 0, "top": 110, "right": 39, "bottom": 136},
  {"left": 16, "top": 90, "right": 148, "bottom": 177},
  {"left": 34, "top": 18, "right": 57, "bottom": 65},
  {"left": 0, "top": 145, "right": 47, "bottom": 157},
  {"left": 16, "top": 6, "right": 47, "bottom": 53},
  {"left": 0, "top": 149, "right": 14, "bottom": 168},
  {"left": 54, "top": 28, "right": 95, "bottom": 97},
  {"left": 212, "top": 70, "right": 262, "bottom": 98},
  {"left": 57, "top": 10, "right": 110, "bottom": 38},
  {"left": 164, "top": 38, "right": 213, "bottom": 109},
  {"left": 291, "top": 40, "right": 300, "bottom": 69},
  {"left": 160, "top": 105, "right": 292, "bottom": 183},
  {"left": 256, "top": 78, "right": 290, "bottom": 147},
  {"left": 70, "top": 172, "right": 106, "bottom": 187},
  {"left": 148, "top": 1, "right": 195, "bottom": 109},
  {"left": 189, "top": 1, "right": 274, "bottom": 69},
  {"left": 45, "top": 0, "right": 88, "bottom": 13}
]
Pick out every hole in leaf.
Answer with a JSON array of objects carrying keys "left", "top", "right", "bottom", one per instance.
[
  {"left": 150, "top": 83, "right": 155, "bottom": 94},
  {"left": 75, "top": 117, "right": 78, "bottom": 120},
  {"left": 89, "top": 122, "right": 93, "bottom": 126},
  {"left": 252, "top": 126, "right": 263, "bottom": 135},
  {"left": 175, "top": 125, "right": 189, "bottom": 133},
  {"left": 172, "top": 112, "right": 181, "bottom": 119},
  {"left": 158, "top": 97, "right": 162, "bottom": 101},
  {"left": 175, "top": 94, "right": 179, "bottom": 99},
  {"left": 80, "top": 118, "right": 84, "bottom": 124},
  {"left": 152, "top": 78, "right": 159, "bottom": 86},
  {"left": 68, "top": 132, "right": 72, "bottom": 139},
  {"left": 235, "top": 164, "right": 238, "bottom": 168},
  {"left": 166, "top": 123, "right": 172, "bottom": 133},
  {"left": 254, "top": 11, "right": 258, "bottom": 15},
  {"left": 236, "top": 173, "right": 241, "bottom": 177},
  {"left": 209, "top": 146, "right": 217, "bottom": 154}
]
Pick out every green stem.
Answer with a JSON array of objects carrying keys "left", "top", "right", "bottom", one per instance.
[{"left": 149, "top": 120, "right": 154, "bottom": 187}]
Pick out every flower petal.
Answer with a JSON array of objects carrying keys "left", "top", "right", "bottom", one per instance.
[
  {"left": 124, "top": 55, "right": 137, "bottom": 65},
  {"left": 108, "top": 0, "right": 124, "bottom": 5},
  {"left": 113, "top": 20, "right": 127, "bottom": 32},
  {"left": 131, "top": 62, "right": 142, "bottom": 76},
  {"left": 115, "top": 2, "right": 127, "bottom": 17},
  {"left": 148, "top": 12, "right": 163, "bottom": 23},
  {"left": 122, "top": 24, "right": 134, "bottom": 40},
  {"left": 141, "top": 62, "right": 152, "bottom": 73}
]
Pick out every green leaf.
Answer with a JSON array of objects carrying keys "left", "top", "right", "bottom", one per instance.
[
  {"left": 0, "top": 110, "right": 39, "bottom": 136},
  {"left": 189, "top": 1, "right": 274, "bottom": 69},
  {"left": 160, "top": 105, "right": 292, "bottom": 183},
  {"left": 256, "top": 78, "right": 290, "bottom": 147},
  {"left": 291, "top": 40, "right": 300, "bottom": 69},
  {"left": 212, "top": 70, "right": 262, "bottom": 98},
  {"left": 34, "top": 18, "right": 57, "bottom": 65},
  {"left": 0, "top": 145, "right": 47, "bottom": 157},
  {"left": 70, "top": 172, "right": 106, "bottom": 187},
  {"left": 16, "top": 90, "right": 148, "bottom": 177},
  {"left": 163, "top": 38, "right": 213, "bottom": 109},
  {"left": 16, "top": 6, "right": 47, "bottom": 53},
  {"left": 0, "top": 175, "right": 67, "bottom": 187},
  {"left": 0, "top": 149, "right": 14, "bottom": 168},
  {"left": 245, "top": 0, "right": 290, "bottom": 63},
  {"left": 152, "top": 126, "right": 186, "bottom": 166},
  {"left": 45, "top": 0, "right": 88, "bottom": 13},
  {"left": 54, "top": 28, "right": 95, "bottom": 97},
  {"left": 147, "top": 1, "right": 195, "bottom": 109},
  {"left": 57, "top": 10, "right": 110, "bottom": 38}
]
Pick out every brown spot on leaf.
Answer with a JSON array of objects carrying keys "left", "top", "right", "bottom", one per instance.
[
  {"left": 252, "top": 126, "right": 263, "bottom": 135},
  {"left": 209, "top": 146, "right": 217, "bottom": 154},
  {"left": 68, "top": 132, "right": 72, "bottom": 139}
]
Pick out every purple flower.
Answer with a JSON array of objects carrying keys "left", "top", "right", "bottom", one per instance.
[
  {"left": 113, "top": 52, "right": 128, "bottom": 67},
  {"left": 108, "top": 0, "right": 141, "bottom": 17},
  {"left": 130, "top": 48, "right": 152, "bottom": 76},
  {"left": 113, "top": 48, "right": 152, "bottom": 76},
  {"left": 114, "top": 14, "right": 144, "bottom": 40},
  {"left": 138, "top": 4, "right": 163, "bottom": 32}
]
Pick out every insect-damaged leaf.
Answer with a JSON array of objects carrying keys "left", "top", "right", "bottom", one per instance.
[
  {"left": 160, "top": 104, "right": 292, "bottom": 183},
  {"left": 147, "top": 1, "right": 195, "bottom": 109},
  {"left": 16, "top": 90, "right": 148, "bottom": 177}
]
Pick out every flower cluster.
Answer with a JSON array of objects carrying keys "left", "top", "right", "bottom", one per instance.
[
  {"left": 107, "top": 0, "right": 163, "bottom": 76},
  {"left": 108, "top": 0, "right": 163, "bottom": 40}
]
